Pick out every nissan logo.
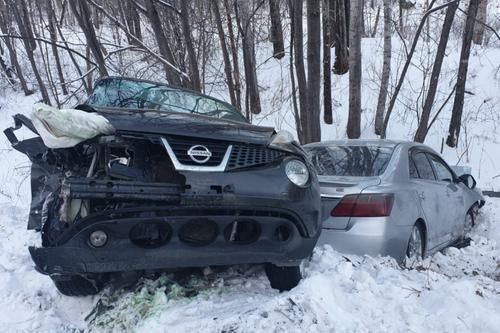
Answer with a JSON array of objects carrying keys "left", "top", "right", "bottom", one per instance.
[{"left": 187, "top": 145, "right": 212, "bottom": 164}]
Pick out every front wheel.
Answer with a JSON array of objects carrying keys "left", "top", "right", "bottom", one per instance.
[
  {"left": 264, "top": 264, "right": 301, "bottom": 291},
  {"left": 464, "top": 208, "right": 475, "bottom": 233},
  {"left": 406, "top": 224, "right": 424, "bottom": 263}
]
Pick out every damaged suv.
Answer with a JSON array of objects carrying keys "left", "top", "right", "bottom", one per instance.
[{"left": 4, "top": 77, "right": 321, "bottom": 295}]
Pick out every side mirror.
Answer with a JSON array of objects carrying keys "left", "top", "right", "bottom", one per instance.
[{"left": 459, "top": 174, "right": 476, "bottom": 189}]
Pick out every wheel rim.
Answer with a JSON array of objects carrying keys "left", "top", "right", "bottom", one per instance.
[
  {"left": 464, "top": 213, "right": 474, "bottom": 231},
  {"left": 407, "top": 226, "right": 423, "bottom": 260}
]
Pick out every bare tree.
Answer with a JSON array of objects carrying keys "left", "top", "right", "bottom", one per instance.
[
  {"left": 143, "top": 0, "right": 181, "bottom": 86},
  {"left": 380, "top": 0, "right": 459, "bottom": 138},
  {"left": 180, "top": 1, "right": 201, "bottom": 91},
  {"left": 447, "top": 0, "right": 480, "bottom": 147},
  {"left": 473, "top": 0, "right": 488, "bottom": 45},
  {"left": 13, "top": 0, "right": 51, "bottom": 104},
  {"left": 331, "top": 0, "right": 349, "bottom": 75},
  {"left": 235, "top": 0, "right": 261, "bottom": 116},
  {"left": 323, "top": 0, "right": 332, "bottom": 125},
  {"left": 291, "top": 0, "right": 307, "bottom": 143},
  {"left": 347, "top": 0, "right": 362, "bottom": 139},
  {"left": 287, "top": 0, "right": 303, "bottom": 140},
  {"left": 0, "top": 2, "right": 31, "bottom": 95},
  {"left": 374, "top": 0, "right": 391, "bottom": 136},
  {"left": 414, "top": 1, "right": 458, "bottom": 143},
  {"left": 212, "top": 0, "right": 237, "bottom": 108},
  {"left": 269, "top": 0, "right": 285, "bottom": 59},
  {"left": 47, "top": 0, "right": 68, "bottom": 95},
  {"left": 68, "top": 0, "right": 108, "bottom": 76},
  {"left": 306, "top": 0, "right": 322, "bottom": 143},
  {"left": 223, "top": 0, "right": 242, "bottom": 111}
]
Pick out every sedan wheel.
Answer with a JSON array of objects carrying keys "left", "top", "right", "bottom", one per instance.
[
  {"left": 406, "top": 225, "right": 424, "bottom": 261},
  {"left": 464, "top": 209, "right": 475, "bottom": 233}
]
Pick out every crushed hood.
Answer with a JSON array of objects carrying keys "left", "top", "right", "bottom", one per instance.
[{"left": 94, "top": 108, "right": 276, "bottom": 145}]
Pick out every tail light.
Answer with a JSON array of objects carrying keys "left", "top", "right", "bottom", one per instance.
[{"left": 331, "top": 194, "right": 394, "bottom": 217}]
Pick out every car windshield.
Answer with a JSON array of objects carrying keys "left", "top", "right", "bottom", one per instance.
[
  {"left": 85, "top": 78, "right": 248, "bottom": 123},
  {"left": 306, "top": 145, "right": 394, "bottom": 177}
]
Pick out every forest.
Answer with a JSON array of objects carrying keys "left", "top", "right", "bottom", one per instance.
[{"left": 0, "top": 0, "right": 498, "bottom": 147}]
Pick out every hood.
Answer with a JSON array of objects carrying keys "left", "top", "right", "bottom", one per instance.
[{"left": 95, "top": 108, "right": 275, "bottom": 144}]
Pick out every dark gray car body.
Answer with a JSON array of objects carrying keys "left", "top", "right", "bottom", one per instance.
[{"left": 4, "top": 78, "right": 321, "bottom": 279}]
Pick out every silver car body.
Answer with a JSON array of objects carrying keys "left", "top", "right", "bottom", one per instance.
[{"left": 305, "top": 139, "right": 484, "bottom": 263}]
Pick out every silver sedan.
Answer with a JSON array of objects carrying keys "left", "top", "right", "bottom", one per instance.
[{"left": 304, "top": 139, "right": 484, "bottom": 263}]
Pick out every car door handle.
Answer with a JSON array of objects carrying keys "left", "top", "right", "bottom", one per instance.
[{"left": 418, "top": 192, "right": 425, "bottom": 200}]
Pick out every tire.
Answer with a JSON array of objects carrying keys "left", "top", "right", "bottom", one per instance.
[
  {"left": 406, "top": 224, "right": 424, "bottom": 261},
  {"left": 51, "top": 275, "right": 102, "bottom": 297},
  {"left": 464, "top": 208, "right": 475, "bottom": 232},
  {"left": 264, "top": 264, "right": 301, "bottom": 292}
]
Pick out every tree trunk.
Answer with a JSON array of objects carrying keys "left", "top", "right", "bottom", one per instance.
[
  {"left": 124, "top": 0, "right": 142, "bottom": 44},
  {"left": 347, "top": 0, "right": 362, "bottom": 139},
  {"left": 374, "top": 0, "right": 391, "bottom": 135},
  {"left": 323, "top": 0, "right": 332, "bottom": 125},
  {"left": 47, "top": 0, "right": 68, "bottom": 95},
  {"left": 235, "top": 0, "right": 261, "bottom": 115},
  {"left": 13, "top": 0, "right": 51, "bottom": 104},
  {"left": 305, "top": 0, "right": 321, "bottom": 143},
  {"left": 0, "top": 5, "right": 31, "bottom": 94},
  {"left": 291, "top": 0, "right": 308, "bottom": 143},
  {"left": 473, "top": 0, "right": 487, "bottom": 45},
  {"left": 381, "top": 0, "right": 447, "bottom": 138},
  {"left": 331, "top": 0, "right": 349, "bottom": 74},
  {"left": 414, "top": 1, "right": 458, "bottom": 143},
  {"left": 223, "top": 0, "right": 242, "bottom": 111},
  {"left": 68, "top": 0, "right": 108, "bottom": 76},
  {"left": 212, "top": 0, "right": 237, "bottom": 108},
  {"left": 287, "top": 0, "right": 303, "bottom": 140},
  {"left": 447, "top": 0, "right": 480, "bottom": 147},
  {"left": 269, "top": 0, "right": 285, "bottom": 59},
  {"left": 143, "top": 0, "right": 181, "bottom": 86},
  {"left": 180, "top": 1, "right": 201, "bottom": 91}
]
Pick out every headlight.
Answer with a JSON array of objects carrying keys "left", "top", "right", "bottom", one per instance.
[{"left": 285, "top": 159, "right": 310, "bottom": 187}]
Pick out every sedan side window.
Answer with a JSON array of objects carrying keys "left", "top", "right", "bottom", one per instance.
[
  {"left": 409, "top": 157, "right": 419, "bottom": 178},
  {"left": 411, "top": 152, "right": 436, "bottom": 180},
  {"left": 428, "top": 155, "right": 454, "bottom": 182}
]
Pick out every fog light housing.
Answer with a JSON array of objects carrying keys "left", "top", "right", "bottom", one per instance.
[
  {"left": 89, "top": 230, "right": 108, "bottom": 247},
  {"left": 285, "top": 159, "right": 310, "bottom": 187}
]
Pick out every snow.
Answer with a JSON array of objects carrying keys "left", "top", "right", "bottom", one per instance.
[{"left": 0, "top": 91, "right": 499, "bottom": 333}]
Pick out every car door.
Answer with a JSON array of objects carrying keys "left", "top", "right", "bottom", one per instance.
[
  {"left": 427, "top": 154, "right": 465, "bottom": 240},
  {"left": 409, "top": 150, "right": 450, "bottom": 250}
]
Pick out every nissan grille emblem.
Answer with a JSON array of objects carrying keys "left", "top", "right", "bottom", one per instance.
[{"left": 187, "top": 145, "right": 212, "bottom": 164}]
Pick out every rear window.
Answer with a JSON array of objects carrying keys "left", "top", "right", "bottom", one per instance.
[{"left": 306, "top": 145, "right": 394, "bottom": 177}]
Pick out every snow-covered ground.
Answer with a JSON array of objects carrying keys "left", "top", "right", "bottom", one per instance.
[{"left": 0, "top": 92, "right": 499, "bottom": 332}]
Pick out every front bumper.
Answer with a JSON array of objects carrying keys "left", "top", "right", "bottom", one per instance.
[
  {"left": 316, "top": 217, "right": 412, "bottom": 263},
  {"left": 31, "top": 196, "right": 320, "bottom": 275}
]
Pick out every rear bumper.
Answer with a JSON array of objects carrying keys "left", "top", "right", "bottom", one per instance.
[
  {"left": 31, "top": 201, "right": 320, "bottom": 275},
  {"left": 316, "top": 217, "right": 412, "bottom": 263}
]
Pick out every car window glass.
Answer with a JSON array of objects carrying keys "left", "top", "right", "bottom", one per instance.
[
  {"left": 428, "top": 155, "right": 454, "bottom": 182},
  {"left": 306, "top": 145, "right": 394, "bottom": 176},
  {"left": 411, "top": 152, "right": 436, "bottom": 180},
  {"left": 409, "top": 157, "right": 419, "bottom": 178},
  {"left": 86, "top": 78, "right": 248, "bottom": 123}
]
